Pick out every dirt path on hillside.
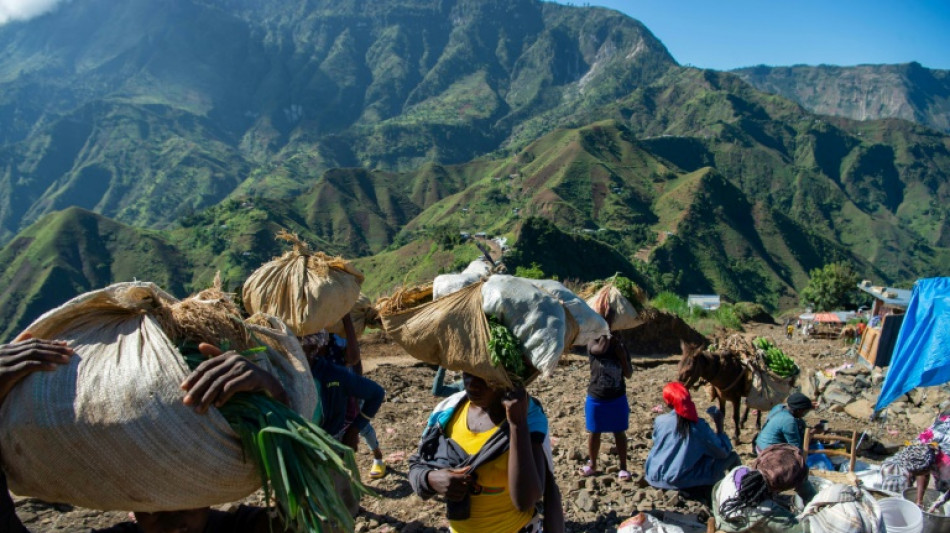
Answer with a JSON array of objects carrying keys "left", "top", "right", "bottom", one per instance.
[{"left": 10, "top": 323, "right": 926, "bottom": 532}]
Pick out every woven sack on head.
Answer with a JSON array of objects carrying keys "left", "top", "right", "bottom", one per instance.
[
  {"left": 327, "top": 293, "right": 375, "bottom": 339},
  {"left": 744, "top": 353, "right": 797, "bottom": 411},
  {"left": 481, "top": 275, "right": 567, "bottom": 376},
  {"left": 242, "top": 232, "right": 364, "bottom": 336},
  {"left": 586, "top": 285, "right": 643, "bottom": 331},
  {"left": 0, "top": 282, "right": 317, "bottom": 512},
  {"left": 375, "top": 284, "right": 433, "bottom": 317},
  {"left": 380, "top": 282, "right": 512, "bottom": 389},
  {"left": 529, "top": 279, "right": 608, "bottom": 347}
]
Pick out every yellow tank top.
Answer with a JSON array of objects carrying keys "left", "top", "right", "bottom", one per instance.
[{"left": 446, "top": 401, "right": 534, "bottom": 533}]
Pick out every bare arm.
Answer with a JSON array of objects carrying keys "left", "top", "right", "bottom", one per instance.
[
  {"left": 342, "top": 315, "right": 360, "bottom": 368},
  {"left": 504, "top": 390, "right": 544, "bottom": 512},
  {"left": 616, "top": 339, "right": 633, "bottom": 379}
]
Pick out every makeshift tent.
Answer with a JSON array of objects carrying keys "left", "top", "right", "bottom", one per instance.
[
  {"left": 875, "top": 277, "right": 950, "bottom": 411},
  {"left": 813, "top": 312, "right": 842, "bottom": 323}
]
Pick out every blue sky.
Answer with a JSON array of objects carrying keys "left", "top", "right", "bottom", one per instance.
[{"left": 552, "top": 0, "right": 950, "bottom": 70}]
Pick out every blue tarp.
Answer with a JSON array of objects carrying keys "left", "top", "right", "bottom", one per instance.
[{"left": 876, "top": 277, "right": 950, "bottom": 411}]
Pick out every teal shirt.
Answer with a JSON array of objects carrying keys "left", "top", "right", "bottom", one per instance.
[{"left": 756, "top": 404, "right": 804, "bottom": 451}]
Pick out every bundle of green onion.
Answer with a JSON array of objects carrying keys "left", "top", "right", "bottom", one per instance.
[{"left": 181, "top": 345, "right": 373, "bottom": 533}]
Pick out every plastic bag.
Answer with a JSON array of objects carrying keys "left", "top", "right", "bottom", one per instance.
[
  {"left": 482, "top": 275, "right": 566, "bottom": 376},
  {"left": 529, "top": 279, "right": 609, "bottom": 346}
]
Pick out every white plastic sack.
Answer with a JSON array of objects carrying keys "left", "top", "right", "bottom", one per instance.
[
  {"left": 529, "top": 279, "right": 609, "bottom": 346},
  {"left": 0, "top": 282, "right": 317, "bottom": 512},
  {"left": 462, "top": 259, "right": 493, "bottom": 277},
  {"left": 481, "top": 275, "right": 566, "bottom": 376},
  {"left": 434, "top": 272, "right": 484, "bottom": 301}
]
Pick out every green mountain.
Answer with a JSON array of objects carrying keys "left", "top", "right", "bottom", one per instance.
[
  {"left": 732, "top": 62, "right": 950, "bottom": 134},
  {"left": 0, "top": 0, "right": 676, "bottom": 241},
  {"left": 0, "top": 0, "right": 949, "bottom": 338}
]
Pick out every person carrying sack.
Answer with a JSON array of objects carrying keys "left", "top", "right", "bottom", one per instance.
[{"left": 408, "top": 373, "right": 562, "bottom": 533}]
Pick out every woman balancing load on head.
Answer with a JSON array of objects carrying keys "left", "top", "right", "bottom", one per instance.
[
  {"left": 408, "top": 371, "right": 561, "bottom": 533},
  {"left": 644, "top": 382, "right": 739, "bottom": 503}
]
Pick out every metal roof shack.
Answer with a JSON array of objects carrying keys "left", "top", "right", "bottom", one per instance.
[
  {"left": 687, "top": 294, "right": 720, "bottom": 311},
  {"left": 857, "top": 282, "right": 912, "bottom": 310},
  {"left": 856, "top": 281, "right": 912, "bottom": 368}
]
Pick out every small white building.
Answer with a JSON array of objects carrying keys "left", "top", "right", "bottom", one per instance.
[{"left": 687, "top": 294, "right": 721, "bottom": 311}]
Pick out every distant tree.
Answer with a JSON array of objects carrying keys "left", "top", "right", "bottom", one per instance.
[
  {"left": 799, "top": 262, "right": 860, "bottom": 311},
  {"left": 514, "top": 262, "right": 545, "bottom": 279}
]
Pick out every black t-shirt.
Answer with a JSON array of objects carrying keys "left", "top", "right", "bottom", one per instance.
[{"left": 587, "top": 336, "right": 628, "bottom": 400}]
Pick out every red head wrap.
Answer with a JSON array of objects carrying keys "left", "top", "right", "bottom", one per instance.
[{"left": 663, "top": 382, "right": 698, "bottom": 422}]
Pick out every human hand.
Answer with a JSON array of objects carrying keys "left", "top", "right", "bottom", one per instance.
[
  {"left": 180, "top": 343, "right": 288, "bottom": 413},
  {"left": 427, "top": 467, "right": 472, "bottom": 501},
  {"left": 0, "top": 333, "right": 74, "bottom": 407},
  {"left": 502, "top": 387, "right": 529, "bottom": 427}
]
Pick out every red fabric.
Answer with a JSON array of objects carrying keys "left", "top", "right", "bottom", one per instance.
[{"left": 663, "top": 382, "right": 698, "bottom": 422}]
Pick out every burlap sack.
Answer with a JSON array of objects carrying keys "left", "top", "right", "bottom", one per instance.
[
  {"left": 744, "top": 353, "right": 797, "bottom": 411},
  {"left": 0, "top": 282, "right": 317, "bottom": 511},
  {"left": 243, "top": 233, "right": 364, "bottom": 336},
  {"left": 326, "top": 293, "right": 376, "bottom": 339},
  {"left": 380, "top": 282, "right": 512, "bottom": 389},
  {"left": 586, "top": 285, "right": 643, "bottom": 331}
]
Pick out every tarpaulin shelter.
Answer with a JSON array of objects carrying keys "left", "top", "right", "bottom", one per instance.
[
  {"left": 875, "top": 277, "right": 950, "bottom": 411},
  {"left": 813, "top": 312, "right": 843, "bottom": 323}
]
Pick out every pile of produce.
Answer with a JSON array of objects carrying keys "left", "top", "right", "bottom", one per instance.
[{"left": 753, "top": 337, "right": 799, "bottom": 378}]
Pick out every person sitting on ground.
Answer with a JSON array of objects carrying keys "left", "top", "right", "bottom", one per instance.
[
  {"left": 580, "top": 319, "right": 633, "bottom": 482},
  {"left": 644, "top": 382, "right": 740, "bottom": 503},
  {"left": 713, "top": 444, "right": 812, "bottom": 533},
  {"left": 0, "top": 336, "right": 292, "bottom": 533},
  {"left": 408, "top": 373, "right": 562, "bottom": 533},
  {"left": 755, "top": 392, "right": 816, "bottom": 453}
]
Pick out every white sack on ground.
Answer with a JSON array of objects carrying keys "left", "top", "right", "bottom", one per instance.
[
  {"left": 0, "top": 282, "right": 317, "bottom": 512},
  {"left": 530, "top": 279, "right": 609, "bottom": 346},
  {"left": 481, "top": 275, "right": 566, "bottom": 375}
]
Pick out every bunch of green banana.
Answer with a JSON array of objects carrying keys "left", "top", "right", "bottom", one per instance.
[
  {"left": 762, "top": 346, "right": 798, "bottom": 378},
  {"left": 753, "top": 336, "right": 774, "bottom": 351}
]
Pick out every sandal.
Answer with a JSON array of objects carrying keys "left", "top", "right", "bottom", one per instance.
[
  {"left": 580, "top": 462, "right": 596, "bottom": 477},
  {"left": 368, "top": 460, "right": 387, "bottom": 479},
  {"left": 618, "top": 470, "right": 632, "bottom": 482}
]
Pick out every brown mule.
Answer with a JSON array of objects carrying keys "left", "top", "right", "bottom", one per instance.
[{"left": 676, "top": 341, "right": 760, "bottom": 441}]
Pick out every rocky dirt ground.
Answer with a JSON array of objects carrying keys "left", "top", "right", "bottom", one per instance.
[{"left": 10, "top": 322, "right": 939, "bottom": 532}]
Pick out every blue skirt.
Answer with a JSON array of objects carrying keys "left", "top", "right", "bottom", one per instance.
[{"left": 585, "top": 394, "right": 630, "bottom": 433}]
